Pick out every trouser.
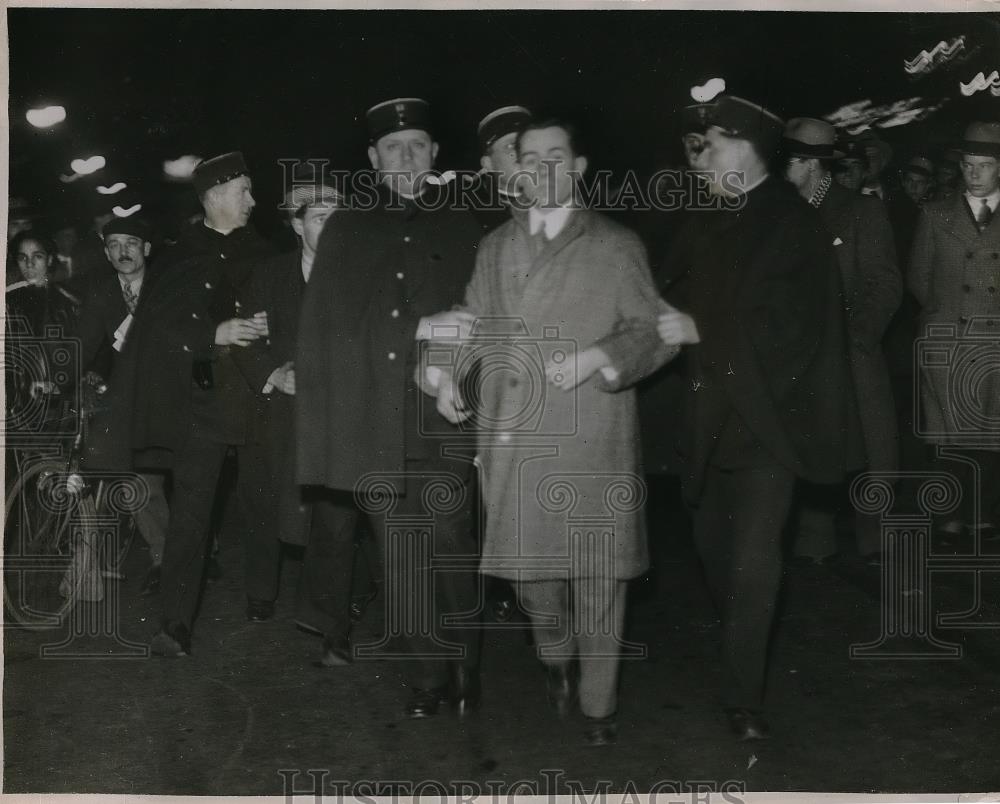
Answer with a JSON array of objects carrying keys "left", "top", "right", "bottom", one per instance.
[
  {"left": 793, "top": 479, "right": 883, "bottom": 558},
  {"left": 133, "top": 471, "right": 169, "bottom": 565},
  {"left": 928, "top": 449, "right": 1000, "bottom": 528},
  {"left": 160, "top": 435, "right": 273, "bottom": 631},
  {"left": 516, "top": 577, "right": 627, "bottom": 719},
  {"left": 239, "top": 439, "right": 281, "bottom": 602},
  {"left": 692, "top": 462, "right": 796, "bottom": 710},
  {"left": 298, "top": 478, "right": 481, "bottom": 689}
]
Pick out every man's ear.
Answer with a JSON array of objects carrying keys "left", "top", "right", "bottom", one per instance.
[
  {"left": 431, "top": 141, "right": 440, "bottom": 166},
  {"left": 103, "top": 247, "right": 112, "bottom": 264},
  {"left": 291, "top": 216, "right": 305, "bottom": 239},
  {"left": 481, "top": 154, "right": 494, "bottom": 173},
  {"left": 143, "top": 242, "right": 151, "bottom": 257},
  {"left": 573, "top": 155, "right": 589, "bottom": 177},
  {"left": 367, "top": 145, "right": 379, "bottom": 170}
]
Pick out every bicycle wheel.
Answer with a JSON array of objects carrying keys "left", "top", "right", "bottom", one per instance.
[
  {"left": 91, "top": 477, "right": 138, "bottom": 579},
  {"left": 3, "top": 458, "right": 95, "bottom": 629}
]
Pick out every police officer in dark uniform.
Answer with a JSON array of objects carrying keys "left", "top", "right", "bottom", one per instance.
[
  {"left": 95, "top": 151, "right": 276, "bottom": 656},
  {"left": 296, "top": 98, "right": 483, "bottom": 717},
  {"left": 470, "top": 104, "right": 532, "bottom": 233}
]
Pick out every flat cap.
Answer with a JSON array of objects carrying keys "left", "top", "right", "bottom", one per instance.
[
  {"left": 283, "top": 183, "right": 343, "bottom": 218},
  {"left": 192, "top": 151, "right": 250, "bottom": 195},
  {"left": 904, "top": 156, "right": 934, "bottom": 178},
  {"left": 366, "top": 97, "right": 432, "bottom": 143},
  {"left": 478, "top": 105, "right": 532, "bottom": 152}
]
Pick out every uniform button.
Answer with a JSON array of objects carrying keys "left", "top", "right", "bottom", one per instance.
[
  {"left": 205, "top": 282, "right": 213, "bottom": 289},
  {"left": 388, "top": 352, "right": 396, "bottom": 361},
  {"left": 403, "top": 236, "right": 412, "bottom": 243},
  {"left": 391, "top": 309, "right": 400, "bottom": 318},
  {"left": 963, "top": 284, "right": 972, "bottom": 292},
  {"left": 191, "top": 312, "right": 200, "bottom": 319},
  {"left": 220, "top": 253, "right": 227, "bottom": 260},
  {"left": 396, "top": 272, "right": 404, "bottom": 280},
  {"left": 182, "top": 345, "right": 191, "bottom": 352},
  {"left": 498, "top": 432, "right": 512, "bottom": 443}
]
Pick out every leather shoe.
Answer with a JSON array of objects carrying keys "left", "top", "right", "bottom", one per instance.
[
  {"left": 315, "top": 634, "right": 352, "bottom": 667},
  {"left": 583, "top": 714, "right": 618, "bottom": 747},
  {"left": 545, "top": 663, "right": 575, "bottom": 718},
  {"left": 150, "top": 621, "right": 191, "bottom": 657},
  {"left": 451, "top": 665, "right": 481, "bottom": 717},
  {"left": 246, "top": 597, "right": 275, "bottom": 622},
  {"left": 724, "top": 707, "right": 770, "bottom": 741},
  {"left": 139, "top": 565, "right": 161, "bottom": 597},
  {"left": 404, "top": 685, "right": 450, "bottom": 719}
]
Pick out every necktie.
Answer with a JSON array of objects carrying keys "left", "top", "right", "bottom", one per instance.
[
  {"left": 977, "top": 199, "right": 993, "bottom": 230},
  {"left": 121, "top": 279, "right": 138, "bottom": 313}
]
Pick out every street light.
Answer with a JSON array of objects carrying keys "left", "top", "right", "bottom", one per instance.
[
  {"left": 97, "top": 182, "right": 128, "bottom": 195},
  {"left": 691, "top": 78, "right": 726, "bottom": 103},
  {"left": 70, "top": 156, "right": 105, "bottom": 175},
  {"left": 26, "top": 105, "right": 66, "bottom": 128}
]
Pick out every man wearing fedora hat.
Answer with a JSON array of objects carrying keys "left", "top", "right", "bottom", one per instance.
[
  {"left": 296, "top": 98, "right": 484, "bottom": 717},
  {"left": 909, "top": 121, "right": 1000, "bottom": 542},
  {"left": 658, "top": 96, "right": 865, "bottom": 739},
  {"left": 783, "top": 118, "right": 902, "bottom": 563}
]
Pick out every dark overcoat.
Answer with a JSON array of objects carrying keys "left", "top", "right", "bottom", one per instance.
[
  {"left": 231, "top": 249, "right": 311, "bottom": 545},
  {"left": 816, "top": 181, "right": 902, "bottom": 472},
  {"left": 908, "top": 193, "right": 1000, "bottom": 446},
  {"left": 296, "top": 184, "right": 482, "bottom": 494},
  {"left": 664, "top": 178, "right": 867, "bottom": 500},
  {"left": 84, "top": 223, "right": 273, "bottom": 471}
]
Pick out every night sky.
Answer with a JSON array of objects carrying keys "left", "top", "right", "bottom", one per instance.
[{"left": 8, "top": 8, "right": 1000, "bottom": 235}]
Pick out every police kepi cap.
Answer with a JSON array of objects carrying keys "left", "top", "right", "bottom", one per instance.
[
  {"left": 961, "top": 122, "right": 1000, "bottom": 158},
  {"left": 686, "top": 95, "right": 785, "bottom": 152},
  {"left": 366, "top": 98, "right": 433, "bottom": 143},
  {"left": 478, "top": 105, "right": 532, "bottom": 152},
  {"left": 192, "top": 151, "right": 250, "bottom": 195},
  {"left": 283, "top": 183, "right": 343, "bottom": 217}
]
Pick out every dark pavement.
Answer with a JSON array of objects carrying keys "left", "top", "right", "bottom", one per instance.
[{"left": 6, "top": 477, "right": 1000, "bottom": 794}]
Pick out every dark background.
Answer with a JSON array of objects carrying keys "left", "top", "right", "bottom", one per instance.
[{"left": 8, "top": 8, "right": 1000, "bottom": 236}]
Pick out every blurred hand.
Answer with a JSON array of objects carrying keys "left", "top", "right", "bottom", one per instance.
[
  {"left": 29, "top": 380, "right": 58, "bottom": 399},
  {"left": 215, "top": 318, "right": 263, "bottom": 347},
  {"left": 436, "top": 373, "right": 471, "bottom": 424},
  {"left": 416, "top": 310, "right": 475, "bottom": 341},
  {"left": 267, "top": 361, "right": 295, "bottom": 395},
  {"left": 250, "top": 311, "right": 269, "bottom": 339},
  {"left": 657, "top": 302, "right": 701, "bottom": 346}
]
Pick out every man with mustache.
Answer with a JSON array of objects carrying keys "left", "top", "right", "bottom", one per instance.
[{"left": 77, "top": 215, "right": 169, "bottom": 595}]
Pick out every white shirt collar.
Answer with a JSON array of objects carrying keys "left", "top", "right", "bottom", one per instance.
[
  {"left": 965, "top": 189, "right": 1000, "bottom": 213},
  {"left": 528, "top": 204, "right": 574, "bottom": 240},
  {"left": 119, "top": 272, "right": 144, "bottom": 293}
]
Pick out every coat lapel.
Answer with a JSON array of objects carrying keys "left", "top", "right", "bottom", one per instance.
[
  {"left": 524, "top": 208, "right": 588, "bottom": 294},
  {"left": 942, "top": 194, "right": 984, "bottom": 246}
]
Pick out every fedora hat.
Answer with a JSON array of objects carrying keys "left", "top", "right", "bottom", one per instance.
[
  {"left": 783, "top": 118, "right": 844, "bottom": 159},
  {"left": 960, "top": 121, "right": 1000, "bottom": 158}
]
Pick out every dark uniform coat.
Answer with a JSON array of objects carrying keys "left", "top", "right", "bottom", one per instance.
[
  {"left": 231, "top": 249, "right": 311, "bottom": 544},
  {"left": 909, "top": 193, "right": 1000, "bottom": 446},
  {"left": 665, "top": 178, "right": 866, "bottom": 500},
  {"left": 296, "top": 184, "right": 482, "bottom": 494},
  {"left": 816, "top": 181, "right": 902, "bottom": 471},
  {"left": 85, "top": 223, "right": 274, "bottom": 471}
]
